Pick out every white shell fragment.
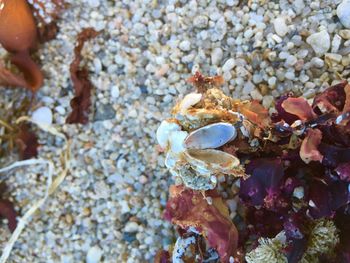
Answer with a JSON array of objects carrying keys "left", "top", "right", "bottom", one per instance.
[
  {"left": 31, "top": 106, "right": 53, "bottom": 126},
  {"left": 156, "top": 120, "right": 181, "bottom": 149},
  {"left": 86, "top": 246, "right": 103, "bottom": 263},
  {"left": 168, "top": 131, "right": 188, "bottom": 154},
  {"left": 184, "top": 149, "right": 240, "bottom": 175},
  {"left": 179, "top": 93, "right": 202, "bottom": 113},
  {"left": 184, "top": 122, "right": 237, "bottom": 149}
]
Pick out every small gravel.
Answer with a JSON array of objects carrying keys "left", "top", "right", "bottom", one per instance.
[{"left": 0, "top": 0, "right": 350, "bottom": 262}]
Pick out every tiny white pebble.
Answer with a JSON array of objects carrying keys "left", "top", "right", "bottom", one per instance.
[
  {"left": 31, "top": 106, "right": 53, "bottom": 125},
  {"left": 86, "top": 246, "right": 103, "bottom": 263},
  {"left": 273, "top": 16, "right": 289, "bottom": 37},
  {"left": 222, "top": 58, "right": 236, "bottom": 72}
]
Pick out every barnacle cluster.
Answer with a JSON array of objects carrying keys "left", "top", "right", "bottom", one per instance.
[
  {"left": 301, "top": 219, "right": 339, "bottom": 263},
  {"left": 245, "top": 232, "right": 288, "bottom": 263}
]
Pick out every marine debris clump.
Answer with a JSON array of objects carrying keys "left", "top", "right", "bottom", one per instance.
[{"left": 156, "top": 72, "right": 350, "bottom": 263}]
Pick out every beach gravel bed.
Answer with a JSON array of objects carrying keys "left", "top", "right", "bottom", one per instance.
[{"left": 0, "top": 0, "right": 350, "bottom": 262}]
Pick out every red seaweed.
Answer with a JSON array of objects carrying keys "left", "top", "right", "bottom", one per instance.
[{"left": 66, "top": 28, "right": 99, "bottom": 124}]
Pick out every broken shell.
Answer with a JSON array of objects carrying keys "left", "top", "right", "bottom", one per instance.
[
  {"left": 156, "top": 120, "right": 181, "bottom": 149},
  {"left": 168, "top": 130, "right": 188, "bottom": 154},
  {"left": 179, "top": 93, "right": 202, "bottom": 113},
  {"left": 184, "top": 149, "right": 241, "bottom": 175},
  {"left": 185, "top": 122, "right": 237, "bottom": 149}
]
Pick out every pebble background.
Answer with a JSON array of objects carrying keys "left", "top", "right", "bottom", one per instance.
[{"left": 1, "top": 0, "right": 350, "bottom": 262}]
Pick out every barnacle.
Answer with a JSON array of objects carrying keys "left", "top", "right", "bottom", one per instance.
[
  {"left": 300, "top": 219, "right": 339, "bottom": 263},
  {"left": 245, "top": 232, "right": 288, "bottom": 263}
]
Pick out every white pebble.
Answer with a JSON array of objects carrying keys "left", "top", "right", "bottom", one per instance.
[
  {"left": 211, "top": 47, "right": 223, "bottom": 65},
  {"left": 292, "top": 0, "right": 305, "bottom": 15},
  {"left": 243, "top": 81, "right": 255, "bottom": 94},
  {"left": 268, "top": 76, "right": 277, "bottom": 87},
  {"left": 251, "top": 90, "right": 262, "bottom": 101},
  {"left": 222, "top": 58, "right": 236, "bottom": 72},
  {"left": 306, "top": 30, "right": 330, "bottom": 55},
  {"left": 273, "top": 17, "right": 288, "bottom": 37},
  {"left": 286, "top": 55, "right": 297, "bottom": 66},
  {"left": 311, "top": 57, "right": 325, "bottom": 68},
  {"left": 193, "top": 15, "right": 209, "bottom": 28},
  {"left": 86, "top": 246, "right": 103, "bottom": 263},
  {"left": 55, "top": 106, "right": 66, "bottom": 115},
  {"left": 111, "top": 85, "right": 120, "bottom": 98},
  {"left": 179, "top": 40, "right": 191, "bottom": 51},
  {"left": 331, "top": 34, "right": 342, "bottom": 53},
  {"left": 87, "top": 0, "right": 100, "bottom": 8},
  {"left": 93, "top": 58, "right": 102, "bottom": 73},
  {"left": 125, "top": 222, "right": 139, "bottom": 232},
  {"left": 243, "top": 29, "right": 254, "bottom": 39},
  {"left": 285, "top": 71, "right": 295, "bottom": 80},
  {"left": 271, "top": 34, "right": 283, "bottom": 43},
  {"left": 31, "top": 106, "right": 53, "bottom": 125},
  {"left": 337, "top": 0, "right": 350, "bottom": 29}
]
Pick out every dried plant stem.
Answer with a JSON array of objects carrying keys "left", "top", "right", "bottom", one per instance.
[
  {"left": 0, "top": 116, "right": 71, "bottom": 263},
  {"left": 0, "top": 119, "right": 14, "bottom": 132}
]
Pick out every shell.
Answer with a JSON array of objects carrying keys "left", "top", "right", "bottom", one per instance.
[
  {"left": 184, "top": 149, "right": 241, "bottom": 175},
  {"left": 184, "top": 122, "right": 237, "bottom": 149},
  {"left": 168, "top": 130, "right": 188, "bottom": 154},
  {"left": 156, "top": 120, "right": 181, "bottom": 149},
  {"left": 179, "top": 93, "right": 202, "bottom": 113}
]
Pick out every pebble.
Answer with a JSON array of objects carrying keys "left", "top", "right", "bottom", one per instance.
[
  {"left": 339, "top": 29, "right": 350, "bottom": 40},
  {"left": 211, "top": 47, "right": 223, "bottom": 65},
  {"left": 193, "top": 15, "right": 209, "bottom": 28},
  {"left": 124, "top": 222, "right": 139, "bottom": 233},
  {"left": 55, "top": 106, "right": 66, "bottom": 115},
  {"left": 94, "top": 104, "right": 116, "bottom": 121},
  {"left": 311, "top": 57, "right": 325, "bottom": 68},
  {"left": 179, "top": 40, "right": 191, "bottom": 51},
  {"left": 31, "top": 106, "right": 53, "bottom": 125},
  {"left": 292, "top": 0, "right": 305, "bottom": 15},
  {"left": 243, "top": 81, "right": 255, "bottom": 95},
  {"left": 243, "top": 29, "right": 254, "bottom": 39},
  {"left": 285, "top": 71, "right": 295, "bottom": 80},
  {"left": 123, "top": 232, "right": 137, "bottom": 243},
  {"left": 86, "top": 246, "right": 103, "bottom": 263},
  {"left": 337, "top": 0, "right": 350, "bottom": 29},
  {"left": 268, "top": 77, "right": 277, "bottom": 88},
  {"left": 87, "top": 0, "right": 100, "bottom": 8},
  {"left": 306, "top": 30, "right": 330, "bottom": 55},
  {"left": 93, "top": 58, "right": 102, "bottom": 73},
  {"left": 110, "top": 85, "right": 120, "bottom": 98},
  {"left": 273, "top": 17, "right": 288, "bottom": 37},
  {"left": 222, "top": 58, "right": 236, "bottom": 72},
  {"left": 285, "top": 55, "right": 298, "bottom": 66},
  {"left": 331, "top": 34, "right": 342, "bottom": 53}
]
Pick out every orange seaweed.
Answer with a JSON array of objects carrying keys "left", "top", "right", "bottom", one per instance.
[
  {"left": 0, "top": 0, "right": 37, "bottom": 52},
  {"left": 0, "top": 0, "right": 43, "bottom": 92}
]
